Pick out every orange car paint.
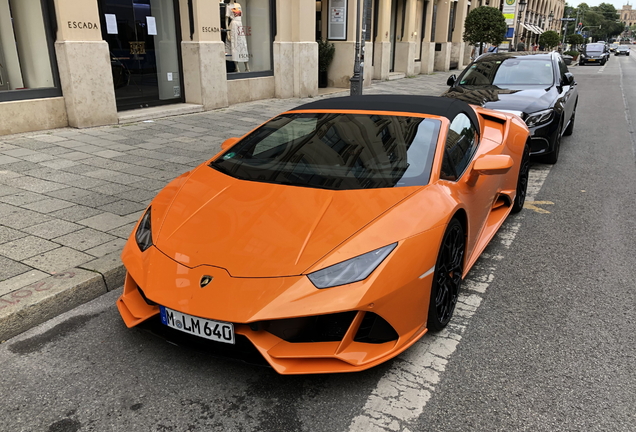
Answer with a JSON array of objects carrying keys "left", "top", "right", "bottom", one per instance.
[{"left": 117, "top": 106, "right": 530, "bottom": 374}]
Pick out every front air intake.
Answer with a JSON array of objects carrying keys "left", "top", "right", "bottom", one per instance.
[
  {"left": 354, "top": 312, "right": 399, "bottom": 344},
  {"left": 264, "top": 312, "right": 357, "bottom": 343}
]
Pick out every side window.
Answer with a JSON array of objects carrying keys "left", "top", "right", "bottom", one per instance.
[{"left": 440, "top": 113, "right": 478, "bottom": 181}]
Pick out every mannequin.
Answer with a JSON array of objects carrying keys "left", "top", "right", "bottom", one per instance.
[{"left": 225, "top": 0, "right": 250, "bottom": 72}]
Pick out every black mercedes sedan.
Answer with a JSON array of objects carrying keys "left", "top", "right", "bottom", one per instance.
[{"left": 443, "top": 52, "right": 577, "bottom": 164}]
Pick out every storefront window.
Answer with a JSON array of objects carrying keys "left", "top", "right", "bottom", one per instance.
[
  {"left": 221, "top": 0, "right": 272, "bottom": 76},
  {"left": 0, "top": 0, "right": 59, "bottom": 100}
]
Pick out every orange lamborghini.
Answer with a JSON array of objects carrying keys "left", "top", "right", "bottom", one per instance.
[{"left": 117, "top": 95, "right": 530, "bottom": 374}]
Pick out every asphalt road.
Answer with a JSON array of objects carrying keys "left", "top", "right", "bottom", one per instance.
[{"left": 1, "top": 54, "right": 635, "bottom": 432}]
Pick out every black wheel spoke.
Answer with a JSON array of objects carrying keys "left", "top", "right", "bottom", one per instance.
[{"left": 430, "top": 222, "right": 465, "bottom": 327}]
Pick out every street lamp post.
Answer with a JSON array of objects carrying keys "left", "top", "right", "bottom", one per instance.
[
  {"left": 515, "top": 0, "right": 527, "bottom": 50},
  {"left": 350, "top": 0, "right": 366, "bottom": 96}
]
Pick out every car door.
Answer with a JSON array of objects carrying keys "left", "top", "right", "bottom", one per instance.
[
  {"left": 439, "top": 113, "right": 508, "bottom": 260},
  {"left": 556, "top": 56, "right": 576, "bottom": 127}
]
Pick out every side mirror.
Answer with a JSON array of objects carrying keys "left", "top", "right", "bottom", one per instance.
[
  {"left": 221, "top": 137, "right": 240, "bottom": 150},
  {"left": 472, "top": 155, "right": 514, "bottom": 175},
  {"left": 564, "top": 72, "right": 575, "bottom": 86},
  {"left": 447, "top": 74, "right": 457, "bottom": 86}
]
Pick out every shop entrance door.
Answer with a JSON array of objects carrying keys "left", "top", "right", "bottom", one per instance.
[{"left": 100, "top": 0, "right": 183, "bottom": 111}]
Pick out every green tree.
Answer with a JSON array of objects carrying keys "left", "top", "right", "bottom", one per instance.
[
  {"left": 539, "top": 31, "right": 561, "bottom": 49},
  {"left": 463, "top": 6, "right": 507, "bottom": 54},
  {"left": 566, "top": 33, "right": 584, "bottom": 46}
]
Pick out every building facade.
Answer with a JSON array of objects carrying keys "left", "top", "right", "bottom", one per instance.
[
  {"left": 1, "top": 0, "right": 318, "bottom": 135},
  {"left": 1, "top": 0, "right": 524, "bottom": 136},
  {"left": 620, "top": 4, "right": 636, "bottom": 27},
  {"left": 513, "top": 0, "right": 565, "bottom": 48}
]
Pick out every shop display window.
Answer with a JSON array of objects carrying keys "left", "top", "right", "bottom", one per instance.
[
  {"left": 0, "top": 0, "right": 60, "bottom": 101},
  {"left": 220, "top": 0, "right": 273, "bottom": 77}
]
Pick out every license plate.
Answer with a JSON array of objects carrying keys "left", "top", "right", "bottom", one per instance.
[
  {"left": 160, "top": 306, "right": 235, "bottom": 344},
  {"left": 589, "top": 59, "right": 595, "bottom": 61}
]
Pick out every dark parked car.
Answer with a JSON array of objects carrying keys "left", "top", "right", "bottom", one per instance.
[
  {"left": 579, "top": 43, "right": 610, "bottom": 65},
  {"left": 444, "top": 52, "right": 578, "bottom": 164},
  {"left": 615, "top": 45, "right": 631, "bottom": 56}
]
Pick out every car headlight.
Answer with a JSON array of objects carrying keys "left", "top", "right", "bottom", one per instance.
[
  {"left": 307, "top": 243, "right": 398, "bottom": 289},
  {"left": 525, "top": 109, "right": 553, "bottom": 128},
  {"left": 135, "top": 208, "right": 153, "bottom": 252},
  {"left": 580, "top": 54, "right": 586, "bottom": 58},
  {"left": 496, "top": 109, "right": 524, "bottom": 119}
]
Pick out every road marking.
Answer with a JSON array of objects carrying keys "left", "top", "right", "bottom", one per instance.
[
  {"left": 618, "top": 54, "right": 636, "bottom": 159},
  {"left": 349, "top": 164, "right": 551, "bottom": 432},
  {"left": 524, "top": 200, "right": 554, "bottom": 213}
]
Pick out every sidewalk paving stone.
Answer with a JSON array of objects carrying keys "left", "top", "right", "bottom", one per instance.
[{"left": 0, "top": 72, "right": 452, "bottom": 340}]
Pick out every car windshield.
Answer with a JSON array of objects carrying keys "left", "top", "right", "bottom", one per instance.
[
  {"left": 210, "top": 113, "right": 442, "bottom": 190},
  {"left": 619, "top": 45, "right": 629, "bottom": 49},
  {"left": 458, "top": 57, "right": 554, "bottom": 88},
  {"left": 586, "top": 44, "right": 604, "bottom": 53}
]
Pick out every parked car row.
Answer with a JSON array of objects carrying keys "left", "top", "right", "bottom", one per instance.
[{"left": 116, "top": 49, "right": 584, "bottom": 375}]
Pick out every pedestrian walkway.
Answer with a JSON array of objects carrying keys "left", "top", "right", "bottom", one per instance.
[{"left": 0, "top": 73, "right": 451, "bottom": 340}]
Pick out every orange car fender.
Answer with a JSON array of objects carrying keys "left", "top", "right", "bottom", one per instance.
[{"left": 354, "top": 225, "right": 448, "bottom": 337}]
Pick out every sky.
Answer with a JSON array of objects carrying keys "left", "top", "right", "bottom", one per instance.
[{"left": 569, "top": 0, "right": 631, "bottom": 11}]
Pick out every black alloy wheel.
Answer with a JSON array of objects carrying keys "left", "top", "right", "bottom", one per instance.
[
  {"left": 543, "top": 117, "right": 563, "bottom": 164},
  {"left": 427, "top": 219, "right": 465, "bottom": 331},
  {"left": 512, "top": 143, "right": 530, "bottom": 213},
  {"left": 563, "top": 103, "right": 576, "bottom": 136}
]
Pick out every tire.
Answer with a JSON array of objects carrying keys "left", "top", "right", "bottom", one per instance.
[
  {"left": 427, "top": 218, "right": 465, "bottom": 331},
  {"left": 579, "top": 62, "right": 584, "bottom": 66},
  {"left": 563, "top": 103, "right": 576, "bottom": 136},
  {"left": 601, "top": 59, "right": 606, "bottom": 66},
  {"left": 542, "top": 117, "right": 563, "bottom": 165},
  {"left": 512, "top": 143, "right": 530, "bottom": 213}
]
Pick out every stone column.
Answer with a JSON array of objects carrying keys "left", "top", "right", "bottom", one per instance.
[
  {"left": 395, "top": 0, "right": 418, "bottom": 76},
  {"left": 274, "top": 0, "right": 318, "bottom": 98},
  {"left": 179, "top": 0, "right": 228, "bottom": 110},
  {"left": 53, "top": 0, "right": 118, "bottom": 128},
  {"left": 450, "top": 0, "right": 468, "bottom": 69},
  {"left": 373, "top": 0, "right": 392, "bottom": 80},
  {"left": 420, "top": 0, "right": 435, "bottom": 74},
  {"left": 433, "top": 0, "right": 452, "bottom": 71}
]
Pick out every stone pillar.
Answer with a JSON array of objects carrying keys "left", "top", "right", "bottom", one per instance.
[
  {"left": 53, "top": 0, "right": 118, "bottom": 127},
  {"left": 180, "top": 0, "right": 228, "bottom": 110},
  {"left": 451, "top": 0, "right": 468, "bottom": 69},
  {"left": 373, "top": 0, "right": 392, "bottom": 80},
  {"left": 433, "top": 0, "right": 452, "bottom": 71},
  {"left": 274, "top": 0, "right": 318, "bottom": 98},
  {"left": 419, "top": 0, "right": 435, "bottom": 74},
  {"left": 395, "top": 0, "right": 418, "bottom": 76}
]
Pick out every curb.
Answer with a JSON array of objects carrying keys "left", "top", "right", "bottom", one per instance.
[{"left": 0, "top": 252, "right": 125, "bottom": 341}]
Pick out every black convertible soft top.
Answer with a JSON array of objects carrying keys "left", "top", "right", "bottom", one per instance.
[{"left": 289, "top": 95, "right": 479, "bottom": 130}]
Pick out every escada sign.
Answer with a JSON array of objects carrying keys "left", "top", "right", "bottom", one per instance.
[{"left": 68, "top": 21, "right": 99, "bottom": 30}]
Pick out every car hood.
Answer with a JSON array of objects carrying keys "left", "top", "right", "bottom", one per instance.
[
  {"left": 153, "top": 165, "right": 418, "bottom": 277},
  {"left": 444, "top": 85, "right": 555, "bottom": 114}
]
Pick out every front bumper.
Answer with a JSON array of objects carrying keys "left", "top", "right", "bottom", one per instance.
[
  {"left": 527, "top": 119, "right": 560, "bottom": 156},
  {"left": 117, "top": 235, "right": 440, "bottom": 374},
  {"left": 579, "top": 56, "right": 606, "bottom": 63}
]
